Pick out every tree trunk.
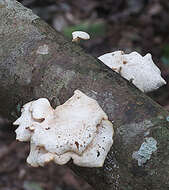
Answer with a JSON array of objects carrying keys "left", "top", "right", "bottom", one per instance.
[{"left": 0, "top": 1, "right": 169, "bottom": 189}]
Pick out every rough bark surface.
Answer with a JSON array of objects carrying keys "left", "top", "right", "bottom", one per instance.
[{"left": 0, "top": 1, "right": 169, "bottom": 190}]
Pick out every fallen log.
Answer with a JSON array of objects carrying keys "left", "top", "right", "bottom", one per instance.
[{"left": 0, "top": 1, "right": 169, "bottom": 189}]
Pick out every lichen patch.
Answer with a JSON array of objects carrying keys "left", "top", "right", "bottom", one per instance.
[{"left": 132, "top": 137, "right": 157, "bottom": 166}]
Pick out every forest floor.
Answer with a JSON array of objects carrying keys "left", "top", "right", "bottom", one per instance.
[{"left": 0, "top": 0, "right": 169, "bottom": 190}]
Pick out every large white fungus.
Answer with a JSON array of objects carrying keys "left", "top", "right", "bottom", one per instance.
[
  {"left": 98, "top": 51, "right": 166, "bottom": 92},
  {"left": 13, "top": 90, "right": 114, "bottom": 167}
]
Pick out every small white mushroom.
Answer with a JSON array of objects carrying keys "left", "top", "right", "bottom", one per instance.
[
  {"left": 72, "top": 31, "right": 90, "bottom": 42},
  {"left": 13, "top": 90, "right": 114, "bottom": 168},
  {"left": 98, "top": 51, "right": 166, "bottom": 92}
]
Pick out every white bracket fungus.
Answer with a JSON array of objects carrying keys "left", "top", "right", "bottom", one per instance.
[
  {"left": 72, "top": 31, "right": 90, "bottom": 42},
  {"left": 98, "top": 51, "right": 166, "bottom": 92},
  {"left": 13, "top": 90, "right": 114, "bottom": 167}
]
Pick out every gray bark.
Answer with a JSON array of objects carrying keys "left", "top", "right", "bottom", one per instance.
[{"left": 0, "top": 1, "right": 169, "bottom": 189}]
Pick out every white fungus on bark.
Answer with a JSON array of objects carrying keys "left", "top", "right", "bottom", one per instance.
[
  {"left": 98, "top": 51, "right": 166, "bottom": 92},
  {"left": 72, "top": 31, "right": 90, "bottom": 42},
  {"left": 13, "top": 90, "right": 114, "bottom": 167}
]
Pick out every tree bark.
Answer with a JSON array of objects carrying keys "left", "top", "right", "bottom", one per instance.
[{"left": 0, "top": 1, "right": 169, "bottom": 189}]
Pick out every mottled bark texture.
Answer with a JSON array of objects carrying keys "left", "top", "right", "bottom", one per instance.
[{"left": 0, "top": 1, "right": 169, "bottom": 190}]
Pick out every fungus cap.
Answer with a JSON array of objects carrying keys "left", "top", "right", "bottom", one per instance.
[
  {"left": 72, "top": 31, "right": 90, "bottom": 42},
  {"left": 98, "top": 51, "right": 166, "bottom": 92}
]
